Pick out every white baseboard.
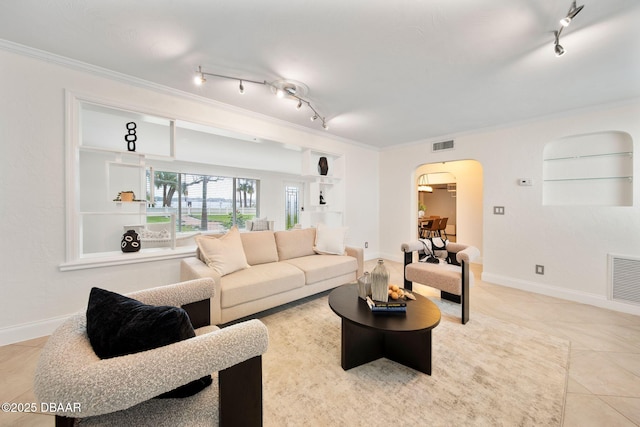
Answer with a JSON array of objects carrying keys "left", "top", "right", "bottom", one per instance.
[
  {"left": 0, "top": 315, "right": 69, "bottom": 347},
  {"left": 482, "top": 272, "right": 640, "bottom": 316}
]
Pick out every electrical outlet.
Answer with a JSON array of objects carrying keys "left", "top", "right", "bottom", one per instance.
[
  {"left": 493, "top": 206, "right": 505, "bottom": 215},
  {"left": 535, "top": 265, "right": 545, "bottom": 275},
  {"left": 364, "top": 242, "right": 368, "bottom": 248}
]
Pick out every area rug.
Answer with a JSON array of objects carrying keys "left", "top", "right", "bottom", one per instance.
[{"left": 258, "top": 293, "right": 570, "bottom": 427}]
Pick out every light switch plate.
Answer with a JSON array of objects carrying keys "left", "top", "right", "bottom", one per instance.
[{"left": 493, "top": 206, "right": 505, "bottom": 215}]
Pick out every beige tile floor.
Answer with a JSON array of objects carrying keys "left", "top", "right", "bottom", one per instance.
[{"left": 1, "top": 260, "right": 638, "bottom": 426}]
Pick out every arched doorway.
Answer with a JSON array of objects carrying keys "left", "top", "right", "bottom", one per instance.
[{"left": 415, "top": 160, "right": 483, "bottom": 255}]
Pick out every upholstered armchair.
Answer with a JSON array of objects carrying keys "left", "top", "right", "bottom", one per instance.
[
  {"left": 34, "top": 278, "right": 269, "bottom": 426},
  {"left": 402, "top": 240, "right": 480, "bottom": 324}
]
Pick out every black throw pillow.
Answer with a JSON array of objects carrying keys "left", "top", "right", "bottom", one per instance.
[{"left": 86, "top": 287, "right": 212, "bottom": 398}]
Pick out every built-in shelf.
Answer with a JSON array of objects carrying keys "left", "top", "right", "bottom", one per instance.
[
  {"left": 301, "top": 149, "right": 345, "bottom": 226},
  {"left": 544, "top": 176, "right": 632, "bottom": 182},
  {"left": 543, "top": 131, "right": 633, "bottom": 206}
]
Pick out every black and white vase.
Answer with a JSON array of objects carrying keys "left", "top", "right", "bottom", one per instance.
[
  {"left": 121, "top": 229, "right": 141, "bottom": 252},
  {"left": 318, "top": 156, "right": 329, "bottom": 176}
]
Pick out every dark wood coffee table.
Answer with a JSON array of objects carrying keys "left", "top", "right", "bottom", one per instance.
[{"left": 329, "top": 283, "right": 441, "bottom": 375}]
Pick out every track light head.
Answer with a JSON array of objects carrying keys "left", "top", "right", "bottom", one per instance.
[
  {"left": 322, "top": 121, "right": 329, "bottom": 130},
  {"left": 194, "top": 66, "right": 206, "bottom": 85},
  {"left": 560, "top": 1, "right": 584, "bottom": 27},
  {"left": 311, "top": 115, "right": 318, "bottom": 122},
  {"left": 239, "top": 80, "right": 244, "bottom": 94},
  {"left": 296, "top": 100, "right": 302, "bottom": 110}
]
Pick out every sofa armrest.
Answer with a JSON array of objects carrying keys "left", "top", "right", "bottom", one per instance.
[
  {"left": 345, "top": 245, "right": 364, "bottom": 277},
  {"left": 180, "top": 257, "right": 223, "bottom": 325},
  {"left": 35, "top": 317, "right": 268, "bottom": 418}
]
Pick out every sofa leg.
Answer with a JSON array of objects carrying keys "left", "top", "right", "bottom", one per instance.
[{"left": 219, "top": 356, "right": 262, "bottom": 426}]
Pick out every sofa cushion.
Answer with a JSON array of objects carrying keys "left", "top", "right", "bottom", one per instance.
[
  {"left": 86, "top": 287, "right": 212, "bottom": 398},
  {"left": 313, "top": 222, "right": 348, "bottom": 255},
  {"left": 195, "top": 226, "right": 249, "bottom": 276},
  {"left": 282, "top": 254, "right": 358, "bottom": 285},
  {"left": 220, "top": 262, "right": 305, "bottom": 309},
  {"left": 240, "top": 231, "right": 279, "bottom": 266},
  {"left": 274, "top": 228, "right": 316, "bottom": 261}
]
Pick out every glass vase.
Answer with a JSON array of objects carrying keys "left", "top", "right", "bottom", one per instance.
[
  {"left": 371, "top": 259, "right": 389, "bottom": 302},
  {"left": 357, "top": 272, "right": 371, "bottom": 300}
]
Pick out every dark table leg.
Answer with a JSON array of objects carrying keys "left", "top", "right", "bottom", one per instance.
[
  {"left": 383, "top": 330, "right": 432, "bottom": 375},
  {"left": 340, "top": 319, "right": 432, "bottom": 375},
  {"left": 341, "top": 318, "right": 384, "bottom": 369}
]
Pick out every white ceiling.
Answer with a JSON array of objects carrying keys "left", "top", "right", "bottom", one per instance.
[{"left": 1, "top": 0, "right": 639, "bottom": 148}]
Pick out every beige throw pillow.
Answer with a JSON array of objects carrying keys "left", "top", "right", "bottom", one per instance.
[
  {"left": 240, "top": 231, "right": 278, "bottom": 265},
  {"left": 195, "top": 226, "right": 249, "bottom": 276},
  {"left": 274, "top": 228, "right": 317, "bottom": 260},
  {"left": 313, "top": 223, "right": 348, "bottom": 255}
]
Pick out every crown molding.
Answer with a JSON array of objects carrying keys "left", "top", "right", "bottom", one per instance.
[{"left": 0, "top": 38, "right": 371, "bottom": 150}]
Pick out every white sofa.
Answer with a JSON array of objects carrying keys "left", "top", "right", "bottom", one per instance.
[{"left": 181, "top": 227, "right": 364, "bottom": 324}]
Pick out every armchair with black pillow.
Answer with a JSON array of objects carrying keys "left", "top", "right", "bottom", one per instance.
[{"left": 34, "top": 278, "right": 268, "bottom": 426}]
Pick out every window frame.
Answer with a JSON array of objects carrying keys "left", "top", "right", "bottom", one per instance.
[{"left": 61, "top": 91, "right": 264, "bottom": 271}]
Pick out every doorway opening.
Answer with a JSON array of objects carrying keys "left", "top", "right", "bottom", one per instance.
[
  {"left": 415, "top": 160, "right": 483, "bottom": 254},
  {"left": 417, "top": 172, "right": 457, "bottom": 241}
]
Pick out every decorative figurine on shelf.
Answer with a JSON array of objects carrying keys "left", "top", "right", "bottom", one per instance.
[
  {"left": 318, "top": 156, "right": 329, "bottom": 176},
  {"left": 121, "top": 229, "right": 141, "bottom": 253},
  {"left": 125, "top": 121, "right": 137, "bottom": 152},
  {"left": 319, "top": 190, "right": 326, "bottom": 205}
]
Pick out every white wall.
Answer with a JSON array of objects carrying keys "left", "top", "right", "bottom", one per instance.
[
  {"left": 0, "top": 47, "right": 379, "bottom": 345},
  {"left": 381, "top": 101, "right": 640, "bottom": 315}
]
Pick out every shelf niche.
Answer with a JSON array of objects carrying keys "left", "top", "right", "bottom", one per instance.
[{"left": 543, "top": 131, "right": 633, "bottom": 206}]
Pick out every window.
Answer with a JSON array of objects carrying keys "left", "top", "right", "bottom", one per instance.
[
  {"left": 63, "top": 94, "right": 311, "bottom": 270},
  {"left": 148, "top": 172, "right": 259, "bottom": 233}
]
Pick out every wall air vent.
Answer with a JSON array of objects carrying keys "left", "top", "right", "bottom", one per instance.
[
  {"left": 432, "top": 140, "right": 454, "bottom": 152},
  {"left": 609, "top": 254, "right": 640, "bottom": 305}
]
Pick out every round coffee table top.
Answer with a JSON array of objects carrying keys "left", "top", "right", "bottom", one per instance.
[{"left": 329, "top": 283, "right": 441, "bottom": 333}]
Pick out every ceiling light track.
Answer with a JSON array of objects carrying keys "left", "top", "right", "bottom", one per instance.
[
  {"left": 553, "top": 1, "right": 584, "bottom": 57},
  {"left": 194, "top": 66, "right": 329, "bottom": 130}
]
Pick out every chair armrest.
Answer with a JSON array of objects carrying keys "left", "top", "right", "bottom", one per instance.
[
  {"left": 456, "top": 246, "right": 480, "bottom": 264},
  {"left": 181, "top": 257, "right": 223, "bottom": 324},
  {"left": 127, "top": 278, "right": 214, "bottom": 307},
  {"left": 401, "top": 241, "right": 424, "bottom": 253},
  {"left": 345, "top": 246, "right": 364, "bottom": 277},
  {"left": 35, "top": 317, "right": 268, "bottom": 418}
]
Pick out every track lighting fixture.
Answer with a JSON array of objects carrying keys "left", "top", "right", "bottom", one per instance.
[
  {"left": 193, "top": 66, "right": 329, "bottom": 130},
  {"left": 553, "top": 1, "right": 584, "bottom": 57}
]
